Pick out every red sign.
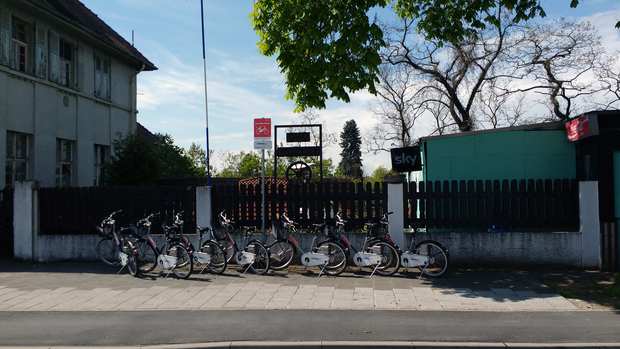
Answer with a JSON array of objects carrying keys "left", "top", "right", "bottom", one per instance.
[
  {"left": 566, "top": 115, "right": 599, "bottom": 142},
  {"left": 254, "top": 118, "right": 271, "bottom": 139}
]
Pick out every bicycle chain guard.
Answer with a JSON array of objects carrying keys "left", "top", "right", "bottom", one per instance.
[
  {"left": 400, "top": 252, "right": 430, "bottom": 268},
  {"left": 193, "top": 251, "right": 211, "bottom": 265},
  {"left": 353, "top": 251, "right": 382, "bottom": 267}
]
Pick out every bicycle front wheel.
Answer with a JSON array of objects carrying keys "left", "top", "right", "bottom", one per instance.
[
  {"left": 122, "top": 241, "right": 139, "bottom": 277},
  {"left": 97, "top": 237, "right": 120, "bottom": 267},
  {"left": 220, "top": 237, "right": 237, "bottom": 264},
  {"left": 268, "top": 240, "right": 295, "bottom": 271},
  {"left": 135, "top": 239, "right": 157, "bottom": 273},
  {"left": 414, "top": 240, "right": 448, "bottom": 277},
  {"left": 168, "top": 243, "right": 193, "bottom": 279},
  {"left": 368, "top": 241, "right": 400, "bottom": 276},
  {"left": 201, "top": 240, "right": 227, "bottom": 275},
  {"left": 317, "top": 241, "right": 347, "bottom": 276},
  {"left": 247, "top": 241, "right": 270, "bottom": 275}
]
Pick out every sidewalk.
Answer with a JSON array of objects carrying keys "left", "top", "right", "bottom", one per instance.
[
  {"left": 0, "top": 259, "right": 582, "bottom": 312},
  {"left": 3, "top": 260, "right": 620, "bottom": 348}
]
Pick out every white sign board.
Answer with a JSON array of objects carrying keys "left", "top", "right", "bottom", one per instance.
[{"left": 254, "top": 140, "right": 272, "bottom": 150}]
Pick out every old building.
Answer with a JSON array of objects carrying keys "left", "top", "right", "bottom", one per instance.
[{"left": 1, "top": 0, "right": 156, "bottom": 188}]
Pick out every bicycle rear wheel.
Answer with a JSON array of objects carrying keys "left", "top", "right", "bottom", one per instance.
[
  {"left": 247, "top": 241, "right": 270, "bottom": 275},
  {"left": 414, "top": 240, "right": 448, "bottom": 277},
  {"left": 268, "top": 240, "right": 295, "bottom": 271},
  {"left": 367, "top": 241, "right": 400, "bottom": 276},
  {"left": 201, "top": 240, "right": 227, "bottom": 274},
  {"left": 168, "top": 243, "right": 193, "bottom": 279},
  {"left": 97, "top": 237, "right": 120, "bottom": 267},
  {"left": 317, "top": 241, "right": 347, "bottom": 276},
  {"left": 135, "top": 239, "right": 157, "bottom": 273}
]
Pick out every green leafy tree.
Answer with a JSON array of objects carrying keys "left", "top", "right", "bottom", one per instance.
[
  {"left": 338, "top": 120, "right": 363, "bottom": 180},
  {"left": 103, "top": 132, "right": 205, "bottom": 186},
  {"left": 154, "top": 133, "right": 197, "bottom": 180},
  {"left": 185, "top": 143, "right": 212, "bottom": 178},
  {"left": 103, "top": 132, "right": 161, "bottom": 185},
  {"left": 251, "top": 0, "right": 618, "bottom": 112},
  {"left": 365, "top": 165, "right": 398, "bottom": 183}
]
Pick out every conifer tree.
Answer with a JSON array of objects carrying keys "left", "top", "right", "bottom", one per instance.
[{"left": 338, "top": 120, "right": 363, "bottom": 180}]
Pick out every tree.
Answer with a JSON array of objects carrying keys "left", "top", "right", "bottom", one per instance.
[
  {"left": 103, "top": 132, "right": 161, "bottom": 185},
  {"left": 154, "top": 133, "right": 198, "bottom": 180},
  {"left": 251, "top": 0, "right": 618, "bottom": 112},
  {"left": 185, "top": 143, "right": 212, "bottom": 178},
  {"left": 338, "top": 120, "right": 364, "bottom": 180},
  {"left": 503, "top": 19, "right": 609, "bottom": 121},
  {"left": 382, "top": 13, "right": 518, "bottom": 132},
  {"left": 366, "top": 62, "right": 424, "bottom": 154},
  {"left": 365, "top": 165, "right": 397, "bottom": 183}
]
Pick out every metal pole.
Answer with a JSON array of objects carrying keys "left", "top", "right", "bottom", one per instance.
[
  {"left": 200, "top": 0, "right": 210, "bottom": 186},
  {"left": 262, "top": 148, "right": 266, "bottom": 234}
]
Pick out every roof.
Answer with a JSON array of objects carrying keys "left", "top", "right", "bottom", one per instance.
[
  {"left": 419, "top": 121, "right": 567, "bottom": 143},
  {"left": 28, "top": 0, "right": 156, "bottom": 71}
]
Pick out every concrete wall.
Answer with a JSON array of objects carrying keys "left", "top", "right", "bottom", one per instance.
[{"left": 12, "top": 184, "right": 596, "bottom": 270}]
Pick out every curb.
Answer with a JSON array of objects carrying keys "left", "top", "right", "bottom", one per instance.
[{"left": 4, "top": 342, "right": 619, "bottom": 349}]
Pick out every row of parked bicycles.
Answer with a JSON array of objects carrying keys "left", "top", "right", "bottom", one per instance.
[{"left": 95, "top": 208, "right": 450, "bottom": 279}]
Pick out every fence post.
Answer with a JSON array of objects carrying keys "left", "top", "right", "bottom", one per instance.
[
  {"left": 386, "top": 175, "right": 406, "bottom": 250},
  {"left": 13, "top": 181, "right": 39, "bottom": 261},
  {"left": 579, "top": 181, "right": 601, "bottom": 269},
  {"left": 196, "top": 186, "right": 212, "bottom": 231}
]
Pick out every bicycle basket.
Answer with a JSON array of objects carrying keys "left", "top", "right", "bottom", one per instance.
[
  {"left": 95, "top": 224, "right": 113, "bottom": 237},
  {"left": 161, "top": 219, "right": 179, "bottom": 237},
  {"left": 271, "top": 219, "right": 289, "bottom": 240},
  {"left": 210, "top": 219, "right": 227, "bottom": 240},
  {"left": 129, "top": 220, "right": 149, "bottom": 238},
  {"left": 366, "top": 217, "right": 384, "bottom": 237}
]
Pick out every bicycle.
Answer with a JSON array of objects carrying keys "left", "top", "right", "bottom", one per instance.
[
  {"left": 232, "top": 224, "right": 271, "bottom": 275},
  {"left": 157, "top": 211, "right": 194, "bottom": 279},
  {"left": 268, "top": 211, "right": 301, "bottom": 271},
  {"left": 299, "top": 217, "right": 348, "bottom": 276},
  {"left": 400, "top": 220, "right": 449, "bottom": 277},
  {"left": 349, "top": 212, "right": 402, "bottom": 276},
  {"left": 211, "top": 210, "right": 238, "bottom": 264},
  {"left": 95, "top": 210, "right": 140, "bottom": 277},
  {"left": 131, "top": 212, "right": 207, "bottom": 279}
]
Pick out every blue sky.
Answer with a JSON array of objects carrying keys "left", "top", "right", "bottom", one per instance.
[{"left": 79, "top": 0, "right": 620, "bottom": 174}]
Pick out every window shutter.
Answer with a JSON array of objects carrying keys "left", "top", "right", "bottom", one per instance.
[
  {"left": 103, "top": 58, "right": 109, "bottom": 99},
  {"left": 0, "top": 7, "right": 11, "bottom": 66},
  {"left": 49, "top": 31, "right": 60, "bottom": 83},
  {"left": 35, "top": 24, "right": 47, "bottom": 78}
]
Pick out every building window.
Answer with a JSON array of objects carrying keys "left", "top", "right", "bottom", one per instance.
[
  {"left": 59, "top": 39, "right": 72, "bottom": 87},
  {"left": 94, "top": 54, "right": 110, "bottom": 99},
  {"left": 11, "top": 18, "right": 28, "bottom": 72},
  {"left": 5, "top": 131, "right": 30, "bottom": 188},
  {"left": 94, "top": 144, "right": 109, "bottom": 186},
  {"left": 55, "top": 139, "right": 73, "bottom": 187}
]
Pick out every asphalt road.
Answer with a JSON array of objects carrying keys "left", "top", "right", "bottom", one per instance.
[{"left": 1, "top": 309, "right": 619, "bottom": 346}]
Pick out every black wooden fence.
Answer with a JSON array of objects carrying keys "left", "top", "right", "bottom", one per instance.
[
  {"left": 212, "top": 182, "right": 387, "bottom": 229},
  {"left": 33, "top": 178, "right": 579, "bottom": 235},
  {"left": 405, "top": 179, "right": 579, "bottom": 231},
  {"left": 38, "top": 185, "right": 196, "bottom": 235},
  {"left": 0, "top": 188, "right": 14, "bottom": 258}
]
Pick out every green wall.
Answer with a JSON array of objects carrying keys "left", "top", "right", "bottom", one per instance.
[{"left": 423, "top": 129, "right": 576, "bottom": 182}]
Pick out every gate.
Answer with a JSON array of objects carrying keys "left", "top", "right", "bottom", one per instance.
[{"left": 0, "top": 188, "right": 14, "bottom": 259}]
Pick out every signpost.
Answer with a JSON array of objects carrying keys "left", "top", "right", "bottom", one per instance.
[{"left": 254, "top": 118, "right": 271, "bottom": 234}]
